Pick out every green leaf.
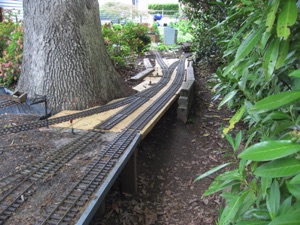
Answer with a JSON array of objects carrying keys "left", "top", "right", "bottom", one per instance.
[
  {"left": 269, "top": 210, "right": 300, "bottom": 225},
  {"left": 263, "top": 38, "right": 280, "bottom": 80},
  {"left": 218, "top": 90, "right": 238, "bottom": 109},
  {"left": 254, "top": 157, "right": 300, "bottom": 178},
  {"left": 250, "top": 91, "right": 300, "bottom": 113},
  {"left": 266, "top": 0, "right": 280, "bottom": 32},
  {"left": 238, "top": 140, "right": 300, "bottom": 161},
  {"left": 223, "top": 105, "right": 246, "bottom": 134},
  {"left": 290, "top": 174, "right": 300, "bottom": 184},
  {"left": 235, "top": 26, "right": 265, "bottom": 62},
  {"left": 289, "top": 70, "right": 300, "bottom": 78},
  {"left": 278, "top": 196, "right": 292, "bottom": 216},
  {"left": 262, "top": 111, "right": 291, "bottom": 123},
  {"left": 286, "top": 181, "right": 300, "bottom": 200},
  {"left": 261, "top": 177, "right": 272, "bottom": 198},
  {"left": 194, "top": 162, "right": 231, "bottom": 182},
  {"left": 218, "top": 191, "right": 249, "bottom": 225},
  {"left": 267, "top": 180, "right": 280, "bottom": 220},
  {"left": 235, "top": 221, "right": 268, "bottom": 225},
  {"left": 275, "top": 39, "right": 289, "bottom": 69},
  {"left": 277, "top": 0, "right": 298, "bottom": 40}
]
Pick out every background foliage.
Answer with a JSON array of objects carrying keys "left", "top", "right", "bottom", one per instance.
[
  {"left": 102, "top": 22, "right": 151, "bottom": 68},
  {"left": 0, "top": 11, "right": 23, "bottom": 87},
  {"left": 148, "top": 3, "right": 179, "bottom": 15}
]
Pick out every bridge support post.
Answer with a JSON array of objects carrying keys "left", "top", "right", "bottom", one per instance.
[{"left": 121, "top": 149, "right": 137, "bottom": 194}]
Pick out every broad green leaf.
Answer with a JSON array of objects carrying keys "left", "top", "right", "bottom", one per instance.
[
  {"left": 236, "top": 188, "right": 256, "bottom": 219},
  {"left": 223, "top": 59, "right": 237, "bottom": 77},
  {"left": 235, "top": 221, "right": 268, "bottom": 225},
  {"left": 277, "top": 0, "right": 298, "bottom": 40},
  {"left": 267, "top": 180, "right": 280, "bottom": 220},
  {"left": 266, "top": 0, "right": 280, "bottom": 32},
  {"left": 218, "top": 90, "right": 238, "bottom": 109},
  {"left": 234, "top": 131, "right": 243, "bottom": 152},
  {"left": 286, "top": 181, "right": 300, "bottom": 200},
  {"left": 278, "top": 196, "right": 292, "bottom": 216},
  {"left": 250, "top": 91, "right": 300, "bottom": 113},
  {"left": 225, "top": 134, "right": 235, "bottom": 149},
  {"left": 238, "top": 159, "right": 248, "bottom": 175},
  {"left": 254, "top": 157, "right": 300, "bottom": 178},
  {"left": 262, "top": 112, "right": 291, "bottom": 123},
  {"left": 230, "top": 12, "right": 260, "bottom": 47},
  {"left": 219, "top": 191, "right": 249, "bottom": 225},
  {"left": 269, "top": 210, "right": 300, "bottom": 225},
  {"left": 260, "top": 31, "right": 272, "bottom": 51},
  {"left": 290, "top": 173, "right": 300, "bottom": 184},
  {"left": 263, "top": 38, "right": 280, "bottom": 80},
  {"left": 261, "top": 177, "right": 272, "bottom": 198},
  {"left": 239, "top": 140, "right": 300, "bottom": 161},
  {"left": 289, "top": 70, "right": 300, "bottom": 78},
  {"left": 223, "top": 105, "right": 246, "bottom": 134},
  {"left": 235, "top": 26, "right": 265, "bottom": 62},
  {"left": 275, "top": 39, "right": 289, "bottom": 69},
  {"left": 194, "top": 162, "right": 231, "bottom": 182}
]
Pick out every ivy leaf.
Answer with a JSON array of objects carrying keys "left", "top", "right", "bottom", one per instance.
[
  {"left": 254, "top": 157, "right": 300, "bottom": 178},
  {"left": 266, "top": 0, "right": 280, "bottom": 32},
  {"left": 277, "top": 0, "right": 298, "bottom": 40},
  {"left": 235, "top": 26, "right": 265, "bottom": 62},
  {"left": 250, "top": 91, "right": 300, "bottom": 113},
  {"left": 238, "top": 140, "right": 300, "bottom": 161}
]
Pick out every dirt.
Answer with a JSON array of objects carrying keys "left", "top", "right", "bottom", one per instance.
[{"left": 0, "top": 51, "right": 233, "bottom": 225}]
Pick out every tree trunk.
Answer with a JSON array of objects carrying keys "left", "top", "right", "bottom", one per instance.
[{"left": 18, "top": 0, "right": 131, "bottom": 113}]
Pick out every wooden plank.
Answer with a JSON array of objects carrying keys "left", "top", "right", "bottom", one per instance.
[
  {"left": 130, "top": 67, "right": 155, "bottom": 81},
  {"left": 143, "top": 58, "right": 153, "bottom": 69}
]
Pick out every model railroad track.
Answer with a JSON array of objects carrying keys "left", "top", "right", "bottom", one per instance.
[
  {"left": 0, "top": 99, "right": 17, "bottom": 109},
  {"left": 0, "top": 52, "right": 188, "bottom": 224},
  {"left": 0, "top": 96, "right": 137, "bottom": 136},
  {"left": 95, "top": 51, "right": 179, "bottom": 130},
  {"left": 37, "top": 53, "right": 188, "bottom": 225},
  {"left": 0, "top": 131, "right": 103, "bottom": 224}
]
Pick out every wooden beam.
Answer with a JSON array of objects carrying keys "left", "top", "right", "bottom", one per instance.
[{"left": 120, "top": 149, "right": 137, "bottom": 194}]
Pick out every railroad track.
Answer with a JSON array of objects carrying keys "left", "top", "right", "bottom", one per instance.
[
  {"left": 0, "top": 131, "right": 103, "bottom": 224},
  {"left": 37, "top": 53, "right": 188, "bottom": 225},
  {"left": 0, "top": 99, "right": 17, "bottom": 109},
  {"left": 0, "top": 52, "right": 189, "bottom": 224},
  {"left": 0, "top": 96, "right": 136, "bottom": 136},
  {"left": 95, "top": 52, "right": 178, "bottom": 130}
]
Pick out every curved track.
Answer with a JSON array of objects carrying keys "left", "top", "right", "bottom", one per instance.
[{"left": 0, "top": 52, "right": 188, "bottom": 225}]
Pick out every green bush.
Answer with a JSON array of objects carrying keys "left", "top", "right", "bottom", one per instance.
[
  {"left": 149, "top": 4, "right": 179, "bottom": 15},
  {"left": 188, "top": 0, "right": 300, "bottom": 224},
  {"left": 102, "top": 22, "right": 150, "bottom": 68},
  {"left": 0, "top": 11, "right": 23, "bottom": 87}
]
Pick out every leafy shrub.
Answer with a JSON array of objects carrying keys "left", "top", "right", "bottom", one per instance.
[
  {"left": 0, "top": 11, "right": 23, "bottom": 87},
  {"left": 102, "top": 22, "right": 150, "bottom": 68},
  {"left": 149, "top": 4, "right": 179, "bottom": 15},
  {"left": 190, "top": 0, "right": 300, "bottom": 224}
]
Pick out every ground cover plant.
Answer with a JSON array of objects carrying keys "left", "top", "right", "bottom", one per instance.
[
  {"left": 0, "top": 11, "right": 23, "bottom": 87},
  {"left": 182, "top": 0, "right": 300, "bottom": 224}
]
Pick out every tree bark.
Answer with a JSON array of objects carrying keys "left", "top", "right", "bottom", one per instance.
[{"left": 18, "top": 0, "right": 131, "bottom": 113}]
